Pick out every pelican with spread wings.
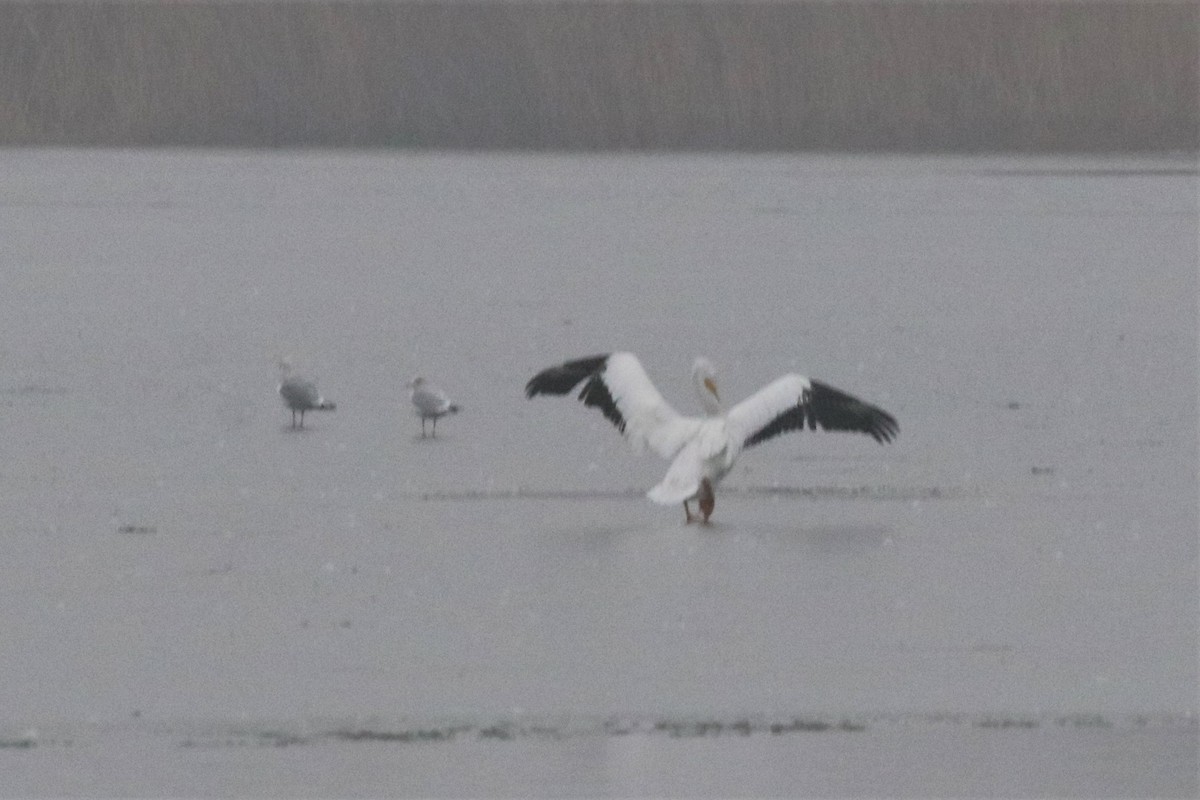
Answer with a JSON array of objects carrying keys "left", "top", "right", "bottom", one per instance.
[{"left": 525, "top": 353, "right": 898, "bottom": 523}]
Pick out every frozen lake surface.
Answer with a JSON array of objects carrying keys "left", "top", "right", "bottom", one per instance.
[{"left": 0, "top": 150, "right": 1196, "bottom": 796}]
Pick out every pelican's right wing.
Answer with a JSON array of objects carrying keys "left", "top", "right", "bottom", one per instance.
[{"left": 525, "top": 352, "right": 701, "bottom": 459}]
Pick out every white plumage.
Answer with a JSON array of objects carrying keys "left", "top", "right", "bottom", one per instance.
[
  {"left": 277, "top": 361, "right": 336, "bottom": 429},
  {"left": 526, "top": 352, "right": 898, "bottom": 522},
  {"left": 408, "top": 376, "right": 460, "bottom": 437}
]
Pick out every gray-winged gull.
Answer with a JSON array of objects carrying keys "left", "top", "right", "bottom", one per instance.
[
  {"left": 278, "top": 362, "right": 336, "bottom": 429},
  {"left": 408, "top": 377, "right": 460, "bottom": 437},
  {"left": 525, "top": 352, "right": 897, "bottom": 523}
]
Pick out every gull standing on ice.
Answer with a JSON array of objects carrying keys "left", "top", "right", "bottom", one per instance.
[
  {"left": 408, "top": 377, "right": 460, "bottom": 438},
  {"left": 525, "top": 352, "right": 898, "bottom": 523},
  {"left": 277, "top": 361, "right": 336, "bottom": 429}
]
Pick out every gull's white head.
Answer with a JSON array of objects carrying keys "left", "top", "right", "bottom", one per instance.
[
  {"left": 407, "top": 376, "right": 425, "bottom": 391},
  {"left": 276, "top": 356, "right": 297, "bottom": 384},
  {"left": 692, "top": 357, "right": 722, "bottom": 415}
]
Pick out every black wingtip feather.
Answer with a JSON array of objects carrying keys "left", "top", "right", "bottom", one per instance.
[
  {"left": 525, "top": 353, "right": 628, "bottom": 435},
  {"left": 743, "top": 379, "right": 898, "bottom": 448},
  {"left": 528, "top": 352, "right": 633, "bottom": 434},
  {"left": 525, "top": 354, "right": 610, "bottom": 398},
  {"left": 809, "top": 380, "right": 899, "bottom": 443},
  {"left": 579, "top": 373, "right": 626, "bottom": 433}
]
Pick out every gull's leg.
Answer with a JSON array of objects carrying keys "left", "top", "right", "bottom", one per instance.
[
  {"left": 683, "top": 500, "right": 695, "bottom": 524},
  {"left": 420, "top": 418, "right": 426, "bottom": 438},
  {"left": 299, "top": 409, "right": 305, "bottom": 429},
  {"left": 431, "top": 417, "right": 437, "bottom": 438},
  {"left": 698, "top": 478, "right": 715, "bottom": 523}
]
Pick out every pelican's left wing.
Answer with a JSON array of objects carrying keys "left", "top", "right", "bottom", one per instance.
[
  {"left": 726, "top": 375, "right": 898, "bottom": 449},
  {"left": 525, "top": 352, "right": 701, "bottom": 459}
]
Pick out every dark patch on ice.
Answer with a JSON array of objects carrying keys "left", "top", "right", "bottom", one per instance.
[
  {"left": 354, "top": 715, "right": 868, "bottom": 745},
  {"left": 413, "top": 485, "right": 967, "bottom": 503},
  {"left": 116, "top": 524, "right": 157, "bottom": 535},
  {"left": 740, "top": 485, "right": 963, "bottom": 502},
  {"left": 181, "top": 728, "right": 312, "bottom": 749},
  {"left": 165, "top": 715, "right": 875, "bottom": 750},
  {"left": 652, "top": 717, "right": 866, "bottom": 736},
  {"left": 656, "top": 719, "right": 737, "bottom": 737},
  {"left": 0, "top": 736, "right": 37, "bottom": 749},
  {"left": 479, "top": 724, "right": 517, "bottom": 740},
  {"left": 1055, "top": 713, "right": 1113, "bottom": 730},
  {"left": 770, "top": 718, "right": 867, "bottom": 734},
  {"left": 8, "top": 713, "right": 1194, "bottom": 753},
  {"left": 255, "top": 730, "right": 310, "bottom": 747},
  {"left": 333, "top": 726, "right": 466, "bottom": 743},
  {"left": 976, "top": 716, "right": 1039, "bottom": 730}
]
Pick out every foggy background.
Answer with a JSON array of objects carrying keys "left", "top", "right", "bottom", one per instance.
[{"left": 1, "top": 0, "right": 1196, "bottom": 151}]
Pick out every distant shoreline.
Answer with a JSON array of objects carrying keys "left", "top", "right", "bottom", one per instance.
[{"left": 2, "top": 0, "right": 1196, "bottom": 151}]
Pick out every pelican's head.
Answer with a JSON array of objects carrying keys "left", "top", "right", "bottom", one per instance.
[{"left": 692, "top": 357, "right": 722, "bottom": 415}]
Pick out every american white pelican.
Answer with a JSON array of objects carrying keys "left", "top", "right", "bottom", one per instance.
[
  {"left": 525, "top": 353, "right": 898, "bottom": 523},
  {"left": 277, "top": 362, "right": 336, "bottom": 429},
  {"left": 408, "top": 377, "right": 460, "bottom": 438}
]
